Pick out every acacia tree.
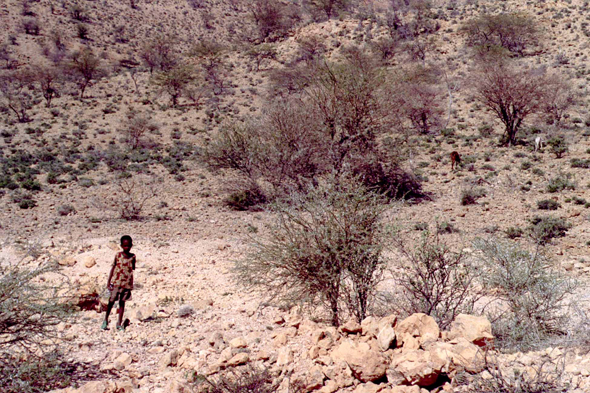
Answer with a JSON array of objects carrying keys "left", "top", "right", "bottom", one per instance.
[
  {"left": 140, "top": 35, "right": 177, "bottom": 74},
  {"left": 462, "top": 13, "right": 540, "bottom": 57},
  {"left": 32, "top": 64, "right": 60, "bottom": 107},
  {"left": 0, "top": 69, "right": 34, "bottom": 122},
  {"left": 69, "top": 48, "right": 101, "bottom": 98},
  {"left": 234, "top": 178, "right": 385, "bottom": 326},
  {"left": 474, "top": 61, "right": 550, "bottom": 146},
  {"left": 152, "top": 64, "right": 196, "bottom": 107}
]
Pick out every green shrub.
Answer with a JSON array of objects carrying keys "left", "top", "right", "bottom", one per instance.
[
  {"left": 504, "top": 226, "right": 523, "bottom": 239},
  {"left": 21, "top": 179, "right": 41, "bottom": 191},
  {"left": 474, "top": 238, "right": 576, "bottom": 351},
  {"left": 520, "top": 161, "right": 532, "bottom": 170},
  {"left": 571, "top": 158, "right": 590, "bottom": 168},
  {"left": 193, "top": 365, "right": 279, "bottom": 393},
  {"left": 12, "top": 191, "right": 36, "bottom": 209},
  {"left": 234, "top": 178, "right": 386, "bottom": 326},
  {"left": 547, "top": 136, "right": 568, "bottom": 158},
  {"left": 529, "top": 215, "right": 571, "bottom": 245},
  {"left": 437, "top": 221, "right": 459, "bottom": 234},
  {"left": 414, "top": 222, "right": 429, "bottom": 231},
  {"left": 537, "top": 199, "right": 560, "bottom": 210},
  {"left": 546, "top": 172, "right": 575, "bottom": 193},
  {"left": 460, "top": 187, "right": 486, "bottom": 205},
  {"left": 224, "top": 186, "right": 267, "bottom": 211},
  {"left": 531, "top": 168, "right": 545, "bottom": 176},
  {"left": 0, "top": 353, "right": 74, "bottom": 393},
  {"left": 57, "top": 204, "right": 76, "bottom": 216},
  {"left": 572, "top": 196, "right": 587, "bottom": 205},
  {"left": 394, "top": 233, "right": 482, "bottom": 329}
]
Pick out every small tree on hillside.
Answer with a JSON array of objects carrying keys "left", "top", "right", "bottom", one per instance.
[
  {"left": 0, "top": 258, "right": 69, "bottom": 353},
  {"left": 474, "top": 61, "right": 549, "bottom": 146},
  {"left": 140, "top": 35, "right": 177, "bottom": 74},
  {"left": 462, "top": 13, "right": 541, "bottom": 57},
  {"left": 32, "top": 64, "right": 60, "bottom": 107},
  {"left": 234, "top": 178, "right": 386, "bottom": 326},
  {"left": 152, "top": 64, "right": 196, "bottom": 107},
  {"left": 68, "top": 48, "right": 101, "bottom": 98},
  {"left": 122, "top": 110, "right": 159, "bottom": 149},
  {"left": 0, "top": 69, "right": 34, "bottom": 123}
]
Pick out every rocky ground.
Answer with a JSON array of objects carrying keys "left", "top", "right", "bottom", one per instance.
[{"left": 2, "top": 0, "right": 590, "bottom": 392}]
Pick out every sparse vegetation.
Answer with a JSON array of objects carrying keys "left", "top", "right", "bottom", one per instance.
[
  {"left": 394, "top": 232, "right": 482, "bottom": 329},
  {"left": 234, "top": 178, "right": 385, "bottom": 326},
  {"left": 474, "top": 238, "right": 576, "bottom": 350},
  {"left": 529, "top": 215, "right": 571, "bottom": 245}
]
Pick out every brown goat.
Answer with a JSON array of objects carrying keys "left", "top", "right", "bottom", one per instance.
[{"left": 450, "top": 151, "right": 461, "bottom": 171}]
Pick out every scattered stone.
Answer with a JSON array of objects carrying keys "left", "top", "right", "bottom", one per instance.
[
  {"left": 388, "top": 348, "right": 443, "bottom": 387},
  {"left": 396, "top": 313, "right": 440, "bottom": 348},
  {"left": 448, "top": 314, "right": 493, "bottom": 347},
  {"left": 227, "top": 352, "right": 249, "bottom": 367},
  {"left": 331, "top": 339, "right": 388, "bottom": 382},
  {"left": 177, "top": 304, "right": 195, "bottom": 318},
  {"left": 377, "top": 326, "right": 396, "bottom": 351},
  {"left": 83, "top": 256, "right": 96, "bottom": 268},
  {"left": 59, "top": 256, "right": 77, "bottom": 267},
  {"left": 276, "top": 347, "right": 294, "bottom": 367},
  {"left": 229, "top": 337, "right": 248, "bottom": 348},
  {"left": 340, "top": 320, "right": 362, "bottom": 334},
  {"left": 159, "top": 348, "right": 182, "bottom": 369},
  {"left": 114, "top": 353, "right": 133, "bottom": 370}
]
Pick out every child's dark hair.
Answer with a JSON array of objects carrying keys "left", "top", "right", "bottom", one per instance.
[{"left": 120, "top": 235, "right": 133, "bottom": 245}]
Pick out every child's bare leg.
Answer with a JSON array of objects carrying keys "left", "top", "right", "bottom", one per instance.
[
  {"left": 117, "top": 300, "right": 125, "bottom": 327},
  {"left": 104, "top": 301, "right": 115, "bottom": 322}
]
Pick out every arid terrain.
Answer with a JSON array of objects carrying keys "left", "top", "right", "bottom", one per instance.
[{"left": 2, "top": 0, "right": 590, "bottom": 392}]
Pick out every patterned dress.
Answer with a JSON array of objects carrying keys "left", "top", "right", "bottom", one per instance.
[{"left": 111, "top": 252, "right": 135, "bottom": 290}]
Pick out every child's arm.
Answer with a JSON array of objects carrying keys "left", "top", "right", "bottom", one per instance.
[{"left": 107, "top": 255, "right": 117, "bottom": 289}]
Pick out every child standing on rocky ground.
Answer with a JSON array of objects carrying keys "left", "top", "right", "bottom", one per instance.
[{"left": 102, "top": 235, "right": 136, "bottom": 331}]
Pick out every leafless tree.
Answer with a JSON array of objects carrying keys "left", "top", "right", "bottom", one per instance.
[
  {"left": 474, "top": 61, "right": 551, "bottom": 146},
  {"left": 31, "top": 64, "right": 60, "bottom": 107},
  {"left": 68, "top": 48, "right": 101, "bottom": 98},
  {"left": 0, "top": 68, "right": 34, "bottom": 122}
]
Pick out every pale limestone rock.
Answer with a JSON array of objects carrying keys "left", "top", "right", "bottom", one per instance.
[
  {"left": 306, "top": 365, "right": 325, "bottom": 390},
  {"left": 449, "top": 337, "right": 485, "bottom": 373},
  {"left": 83, "top": 256, "right": 96, "bottom": 268},
  {"left": 227, "top": 352, "right": 249, "bottom": 366},
  {"left": 132, "top": 304, "right": 156, "bottom": 321},
  {"left": 159, "top": 348, "right": 182, "bottom": 369},
  {"left": 318, "top": 379, "right": 339, "bottom": 393},
  {"left": 388, "top": 349, "right": 443, "bottom": 387},
  {"left": 277, "top": 347, "right": 294, "bottom": 367},
  {"left": 377, "top": 326, "right": 396, "bottom": 351},
  {"left": 219, "top": 347, "right": 234, "bottom": 363},
  {"left": 165, "top": 379, "right": 191, "bottom": 393},
  {"left": 339, "top": 319, "right": 362, "bottom": 334},
  {"left": 448, "top": 314, "right": 494, "bottom": 347},
  {"left": 388, "top": 386, "right": 421, "bottom": 393},
  {"left": 114, "top": 353, "right": 133, "bottom": 370},
  {"left": 312, "top": 329, "right": 327, "bottom": 344},
  {"left": 330, "top": 339, "right": 388, "bottom": 382},
  {"left": 77, "top": 381, "right": 117, "bottom": 393},
  {"left": 361, "top": 316, "right": 379, "bottom": 337},
  {"left": 59, "top": 256, "right": 77, "bottom": 267},
  {"left": 396, "top": 313, "right": 440, "bottom": 348},
  {"left": 273, "top": 332, "right": 288, "bottom": 347},
  {"left": 378, "top": 314, "right": 398, "bottom": 331},
  {"left": 229, "top": 337, "right": 248, "bottom": 348},
  {"left": 352, "top": 382, "right": 381, "bottom": 393}
]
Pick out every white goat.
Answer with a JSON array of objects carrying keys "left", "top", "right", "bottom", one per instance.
[{"left": 534, "top": 136, "right": 543, "bottom": 152}]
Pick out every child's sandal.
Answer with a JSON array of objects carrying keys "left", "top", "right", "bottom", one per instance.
[
  {"left": 116, "top": 325, "right": 125, "bottom": 332},
  {"left": 101, "top": 320, "right": 108, "bottom": 330}
]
